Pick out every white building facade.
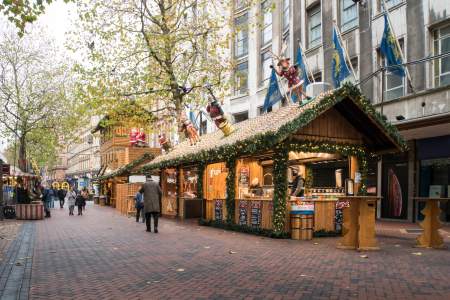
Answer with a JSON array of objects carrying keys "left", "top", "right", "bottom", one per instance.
[{"left": 227, "top": 0, "right": 450, "bottom": 222}]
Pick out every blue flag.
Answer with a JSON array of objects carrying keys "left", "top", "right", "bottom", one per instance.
[
  {"left": 263, "top": 68, "right": 283, "bottom": 113},
  {"left": 291, "top": 46, "right": 311, "bottom": 103},
  {"left": 380, "top": 14, "right": 405, "bottom": 77},
  {"left": 296, "top": 46, "right": 311, "bottom": 89},
  {"left": 331, "top": 27, "right": 351, "bottom": 88}
]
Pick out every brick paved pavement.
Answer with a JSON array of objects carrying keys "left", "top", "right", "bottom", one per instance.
[
  {"left": 0, "top": 221, "right": 34, "bottom": 300},
  {"left": 24, "top": 203, "right": 450, "bottom": 300}
]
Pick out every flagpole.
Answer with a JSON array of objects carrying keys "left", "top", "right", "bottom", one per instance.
[
  {"left": 333, "top": 21, "right": 358, "bottom": 82},
  {"left": 297, "top": 40, "right": 315, "bottom": 83},
  {"left": 381, "top": 0, "right": 414, "bottom": 91}
]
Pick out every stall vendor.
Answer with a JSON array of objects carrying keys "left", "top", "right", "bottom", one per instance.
[
  {"left": 290, "top": 170, "right": 305, "bottom": 197},
  {"left": 250, "top": 178, "right": 264, "bottom": 197}
]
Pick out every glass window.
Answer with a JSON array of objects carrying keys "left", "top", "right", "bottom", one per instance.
[
  {"left": 434, "top": 24, "right": 450, "bottom": 87},
  {"left": 282, "top": 33, "right": 290, "bottom": 59},
  {"left": 235, "top": 0, "right": 246, "bottom": 10},
  {"left": 282, "top": 0, "right": 289, "bottom": 32},
  {"left": 235, "top": 61, "right": 248, "bottom": 94},
  {"left": 261, "top": 51, "right": 272, "bottom": 84},
  {"left": 308, "top": 5, "right": 322, "bottom": 48},
  {"left": 233, "top": 111, "right": 249, "bottom": 123},
  {"left": 234, "top": 13, "right": 249, "bottom": 58},
  {"left": 340, "top": 0, "right": 358, "bottom": 32},
  {"left": 261, "top": 1, "right": 273, "bottom": 46},
  {"left": 378, "top": 39, "right": 405, "bottom": 101},
  {"left": 313, "top": 72, "right": 322, "bottom": 82},
  {"left": 379, "top": 0, "right": 403, "bottom": 12}
]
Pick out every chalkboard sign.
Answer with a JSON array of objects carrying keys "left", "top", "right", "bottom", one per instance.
[
  {"left": 238, "top": 200, "right": 248, "bottom": 225},
  {"left": 251, "top": 201, "right": 262, "bottom": 228},
  {"left": 214, "top": 200, "right": 223, "bottom": 221}
]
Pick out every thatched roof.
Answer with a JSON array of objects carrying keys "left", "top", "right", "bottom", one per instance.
[{"left": 142, "top": 84, "right": 406, "bottom": 172}]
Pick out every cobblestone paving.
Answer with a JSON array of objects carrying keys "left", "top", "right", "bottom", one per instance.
[{"left": 26, "top": 203, "right": 450, "bottom": 300}]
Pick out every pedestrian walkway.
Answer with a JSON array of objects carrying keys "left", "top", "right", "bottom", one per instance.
[
  {"left": 0, "top": 222, "right": 35, "bottom": 300},
  {"left": 1, "top": 203, "right": 450, "bottom": 299}
]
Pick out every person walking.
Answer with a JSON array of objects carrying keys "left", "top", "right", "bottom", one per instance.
[
  {"left": 139, "top": 177, "right": 162, "bottom": 233},
  {"left": 75, "top": 191, "right": 86, "bottom": 216},
  {"left": 41, "top": 186, "right": 53, "bottom": 218},
  {"left": 57, "top": 188, "right": 66, "bottom": 208},
  {"left": 81, "top": 188, "right": 89, "bottom": 211},
  {"left": 134, "top": 191, "right": 144, "bottom": 223},
  {"left": 65, "top": 186, "right": 76, "bottom": 216}
]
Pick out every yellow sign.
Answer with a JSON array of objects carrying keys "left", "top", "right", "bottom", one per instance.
[{"left": 52, "top": 181, "right": 70, "bottom": 190}]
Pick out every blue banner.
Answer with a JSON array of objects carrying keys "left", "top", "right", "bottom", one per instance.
[
  {"left": 331, "top": 27, "right": 351, "bottom": 88},
  {"left": 263, "top": 68, "right": 283, "bottom": 113},
  {"left": 380, "top": 14, "right": 405, "bottom": 77}
]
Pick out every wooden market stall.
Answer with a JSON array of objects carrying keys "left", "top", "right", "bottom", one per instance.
[
  {"left": 141, "top": 84, "right": 407, "bottom": 246},
  {"left": 95, "top": 152, "right": 159, "bottom": 216}
]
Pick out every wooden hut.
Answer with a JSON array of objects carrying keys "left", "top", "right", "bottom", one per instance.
[{"left": 141, "top": 84, "right": 407, "bottom": 239}]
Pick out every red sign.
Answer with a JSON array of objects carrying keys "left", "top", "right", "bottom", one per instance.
[{"left": 1, "top": 164, "right": 10, "bottom": 175}]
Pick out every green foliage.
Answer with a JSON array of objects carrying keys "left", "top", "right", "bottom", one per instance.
[
  {"left": 70, "top": 0, "right": 231, "bottom": 131},
  {"left": 198, "top": 218, "right": 289, "bottom": 239},
  {"left": 0, "top": 0, "right": 72, "bottom": 35},
  {"left": 272, "top": 143, "right": 289, "bottom": 233},
  {"left": 196, "top": 164, "right": 205, "bottom": 200},
  {"left": 225, "top": 157, "right": 236, "bottom": 223}
]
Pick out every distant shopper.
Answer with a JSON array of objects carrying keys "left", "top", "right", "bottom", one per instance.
[
  {"left": 139, "top": 177, "right": 162, "bottom": 233},
  {"left": 75, "top": 191, "right": 86, "bottom": 216},
  {"left": 15, "top": 177, "right": 30, "bottom": 204},
  {"left": 134, "top": 191, "right": 144, "bottom": 223},
  {"left": 81, "top": 188, "right": 89, "bottom": 211},
  {"left": 65, "top": 186, "right": 77, "bottom": 216},
  {"left": 57, "top": 188, "right": 67, "bottom": 208},
  {"left": 41, "top": 186, "right": 53, "bottom": 218}
]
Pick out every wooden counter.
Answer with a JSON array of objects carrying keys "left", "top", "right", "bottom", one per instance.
[
  {"left": 414, "top": 197, "right": 449, "bottom": 249},
  {"left": 337, "top": 196, "right": 380, "bottom": 251},
  {"left": 312, "top": 199, "right": 338, "bottom": 232}
]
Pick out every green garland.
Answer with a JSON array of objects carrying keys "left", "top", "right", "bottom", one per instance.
[
  {"left": 225, "top": 157, "right": 236, "bottom": 223},
  {"left": 272, "top": 143, "right": 289, "bottom": 234},
  {"left": 196, "top": 164, "right": 205, "bottom": 200},
  {"left": 141, "top": 83, "right": 406, "bottom": 173},
  {"left": 199, "top": 218, "right": 289, "bottom": 239}
]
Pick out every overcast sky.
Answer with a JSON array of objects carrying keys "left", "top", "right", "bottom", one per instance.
[{"left": 0, "top": 1, "right": 78, "bottom": 155}]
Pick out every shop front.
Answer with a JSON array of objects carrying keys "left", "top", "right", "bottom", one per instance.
[{"left": 141, "top": 84, "right": 406, "bottom": 241}]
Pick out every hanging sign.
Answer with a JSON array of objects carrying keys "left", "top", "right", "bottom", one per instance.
[
  {"left": 291, "top": 201, "right": 314, "bottom": 215},
  {"left": 250, "top": 201, "right": 262, "bottom": 228},
  {"left": 214, "top": 200, "right": 223, "bottom": 221},
  {"left": 239, "top": 167, "right": 249, "bottom": 186},
  {"left": 238, "top": 200, "right": 248, "bottom": 225}
]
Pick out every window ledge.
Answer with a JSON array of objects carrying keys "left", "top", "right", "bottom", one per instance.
[
  {"left": 235, "top": 55, "right": 249, "bottom": 62},
  {"left": 234, "top": 6, "right": 249, "bottom": 16},
  {"left": 261, "top": 43, "right": 272, "bottom": 51},
  {"left": 230, "top": 93, "right": 249, "bottom": 101},
  {"left": 340, "top": 25, "right": 359, "bottom": 36},
  {"left": 305, "top": 43, "right": 322, "bottom": 54},
  {"left": 372, "top": 2, "right": 406, "bottom": 21}
]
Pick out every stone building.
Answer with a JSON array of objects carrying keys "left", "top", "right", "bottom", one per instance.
[{"left": 226, "top": 0, "right": 450, "bottom": 222}]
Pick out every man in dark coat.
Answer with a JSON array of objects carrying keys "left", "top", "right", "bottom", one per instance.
[
  {"left": 57, "top": 188, "right": 66, "bottom": 208},
  {"left": 139, "top": 177, "right": 162, "bottom": 233}
]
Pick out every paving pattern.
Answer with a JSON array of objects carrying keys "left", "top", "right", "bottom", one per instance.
[{"left": 2, "top": 203, "right": 450, "bottom": 300}]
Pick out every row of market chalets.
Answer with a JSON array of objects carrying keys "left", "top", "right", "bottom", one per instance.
[
  {"left": 93, "top": 152, "right": 157, "bottom": 216},
  {"left": 139, "top": 83, "right": 407, "bottom": 249}
]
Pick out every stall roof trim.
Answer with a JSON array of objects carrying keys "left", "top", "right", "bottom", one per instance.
[
  {"left": 142, "top": 84, "right": 407, "bottom": 171},
  {"left": 95, "top": 152, "right": 155, "bottom": 181}
]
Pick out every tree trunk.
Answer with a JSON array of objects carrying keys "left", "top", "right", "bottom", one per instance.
[{"left": 18, "top": 135, "right": 27, "bottom": 172}]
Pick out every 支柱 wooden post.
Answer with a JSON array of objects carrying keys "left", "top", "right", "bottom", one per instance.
[{"left": 415, "top": 198, "right": 449, "bottom": 249}]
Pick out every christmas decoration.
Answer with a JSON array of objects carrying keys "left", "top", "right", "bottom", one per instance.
[
  {"left": 272, "top": 57, "right": 311, "bottom": 103},
  {"left": 179, "top": 117, "right": 200, "bottom": 146},
  {"left": 95, "top": 153, "right": 154, "bottom": 181},
  {"left": 206, "top": 94, "right": 235, "bottom": 136},
  {"left": 158, "top": 133, "right": 173, "bottom": 153},
  {"left": 225, "top": 157, "right": 236, "bottom": 223},
  {"left": 136, "top": 128, "right": 147, "bottom": 147}
]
